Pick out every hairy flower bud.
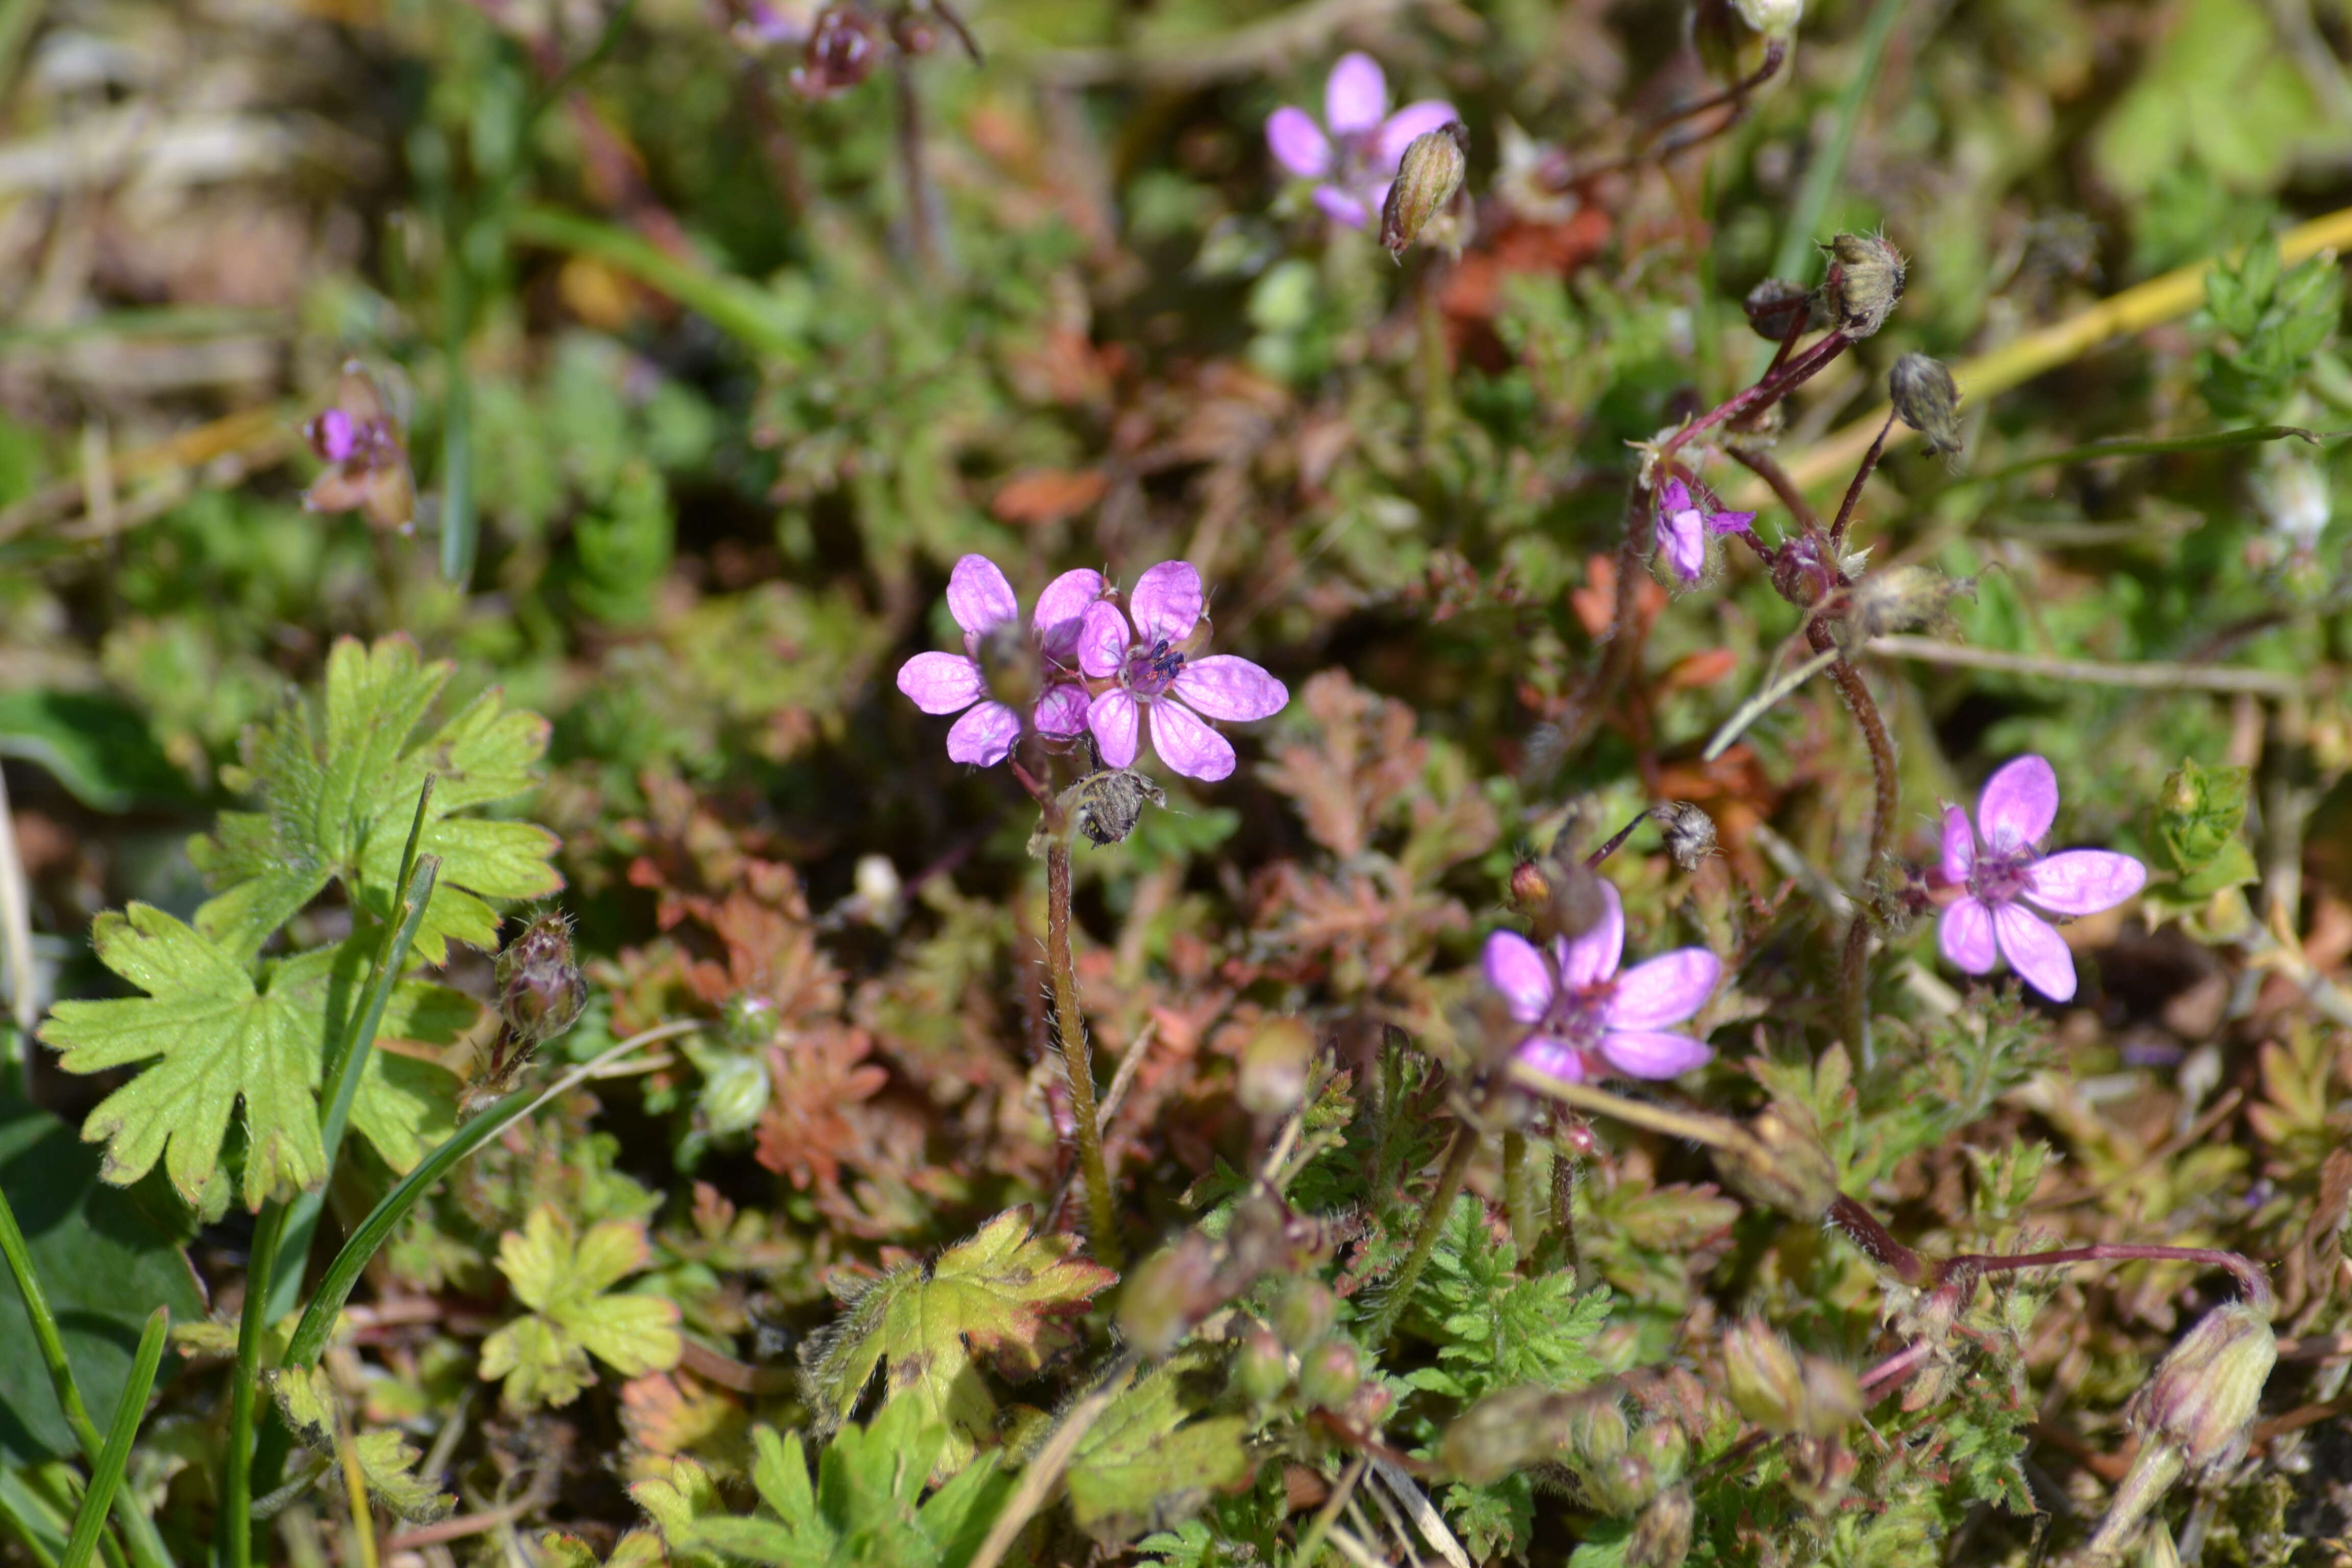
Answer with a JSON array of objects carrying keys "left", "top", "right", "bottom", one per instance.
[
  {"left": 1117, "top": 1233, "right": 1219, "bottom": 1356},
  {"left": 1298, "top": 1339, "right": 1362, "bottom": 1410},
  {"left": 1723, "top": 1319, "right": 1806, "bottom": 1432},
  {"left": 2125, "top": 1300, "right": 2276, "bottom": 1473},
  {"left": 1508, "top": 857, "right": 1552, "bottom": 917},
  {"left": 1236, "top": 1324, "right": 1290, "bottom": 1406},
  {"left": 1381, "top": 122, "right": 1470, "bottom": 258},
  {"left": 1239, "top": 1016, "right": 1316, "bottom": 1117},
  {"left": 1713, "top": 1104, "right": 1841, "bottom": 1220},
  {"left": 1742, "top": 278, "right": 1817, "bottom": 342},
  {"left": 1819, "top": 232, "right": 1906, "bottom": 338},
  {"left": 1441, "top": 1386, "right": 1579, "bottom": 1482},
  {"left": 1841, "top": 563, "right": 1972, "bottom": 647},
  {"left": 1564, "top": 1399, "right": 1631, "bottom": 1469},
  {"left": 1888, "top": 353, "right": 1963, "bottom": 457},
  {"left": 1628, "top": 1484, "right": 1695, "bottom": 1568},
  {"left": 1657, "top": 802, "right": 1719, "bottom": 871},
  {"left": 1273, "top": 1279, "right": 1337, "bottom": 1354},
  {"left": 496, "top": 911, "right": 588, "bottom": 1046}
]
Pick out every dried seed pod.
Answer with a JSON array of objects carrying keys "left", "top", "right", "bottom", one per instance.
[
  {"left": 1841, "top": 562, "right": 1972, "bottom": 647},
  {"left": 1058, "top": 767, "right": 1167, "bottom": 847},
  {"left": 1381, "top": 122, "right": 1470, "bottom": 258},
  {"left": 1889, "top": 352, "right": 1963, "bottom": 456},
  {"left": 1656, "top": 802, "right": 1719, "bottom": 871},
  {"left": 1818, "top": 232, "right": 1906, "bottom": 338}
]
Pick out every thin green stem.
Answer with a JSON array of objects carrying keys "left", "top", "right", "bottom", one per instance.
[
  {"left": 1364, "top": 1122, "right": 1480, "bottom": 1346},
  {"left": 1501, "top": 1130, "right": 1538, "bottom": 1261},
  {"left": 59, "top": 1308, "right": 167, "bottom": 1568},
  {"left": 0, "top": 1186, "right": 103, "bottom": 1455},
  {"left": 283, "top": 1020, "right": 700, "bottom": 1370},
  {"left": 223, "top": 1201, "right": 291, "bottom": 1568},
  {"left": 1044, "top": 839, "right": 1121, "bottom": 1270},
  {"left": 1765, "top": 0, "right": 1903, "bottom": 284}
]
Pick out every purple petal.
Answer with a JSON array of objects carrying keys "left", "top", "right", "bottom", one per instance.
[
  {"left": 945, "top": 701, "right": 1020, "bottom": 767},
  {"left": 1994, "top": 903, "right": 2077, "bottom": 1002},
  {"left": 1978, "top": 754, "right": 2059, "bottom": 855},
  {"left": 945, "top": 554, "right": 1018, "bottom": 639},
  {"left": 1605, "top": 947, "right": 1720, "bottom": 1031},
  {"left": 2024, "top": 850, "right": 2147, "bottom": 917},
  {"left": 1598, "top": 1028, "right": 1714, "bottom": 1080},
  {"left": 1149, "top": 699, "right": 1237, "bottom": 781},
  {"left": 1558, "top": 880, "right": 1624, "bottom": 988},
  {"left": 1939, "top": 897, "right": 1997, "bottom": 974},
  {"left": 1658, "top": 478, "right": 1692, "bottom": 513},
  {"left": 1313, "top": 185, "right": 1372, "bottom": 228},
  {"left": 1482, "top": 929, "right": 1554, "bottom": 1022},
  {"left": 1266, "top": 106, "right": 1333, "bottom": 179},
  {"left": 1088, "top": 690, "right": 1140, "bottom": 768},
  {"left": 1325, "top": 52, "right": 1387, "bottom": 136},
  {"left": 311, "top": 408, "right": 357, "bottom": 463},
  {"left": 1375, "top": 101, "right": 1460, "bottom": 172},
  {"left": 1659, "top": 508, "right": 1705, "bottom": 582},
  {"left": 1706, "top": 508, "right": 1757, "bottom": 536},
  {"left": 1034, "top": 682, "right": 1089, "bottom": 739},
  {"left": 1173, "top": 656, "right": 1288, "bottom": 722},
  {"left": 896, "top": 651, "right": 984, "bottom": 715},
  {"left": 1940, "top": 804, "right": 1975, "bottom": 886},
  {"left": 1077, "top": 601, "right": 1131, "bottom": 678},
  {"left": 1514, "top": 1036, "right": 1586, "bottom": 1084},
  {"left": 1129, "top": 560, "right": 1204, "bottom": 645},
  {"left": 1034, "top": 568, "right": 1105, "bottom": 646}
]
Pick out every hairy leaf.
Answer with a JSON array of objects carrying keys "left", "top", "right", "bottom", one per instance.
[
  {"left": 189, "top": 634, "right": 560, "bottom": 962},
  {"left": 39, "top": 906, "right": 470, "bottom": 1210},
  {"left": 799, "top": 1206, "right": 1116, "bottom": 1476},
  {"left": 1066, "top": 1350, "right": 1254, "bottom": 1538}
]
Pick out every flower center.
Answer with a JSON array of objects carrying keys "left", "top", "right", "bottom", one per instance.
[
  {"left": 1540, "top": 983, "right": 1614, "bottom": 1051},
  {"left": 1121, "top": 637, "right": 1186, "bottom": 700},
  {"left": 1969, "top": 848, "right": 2033, "bottom": 906}
]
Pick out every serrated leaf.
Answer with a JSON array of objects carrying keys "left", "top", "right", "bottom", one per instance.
[
  {"left": 1407, "top": 1197, "right": 1611, "bottom": 1399},
  {"left": 480, "top": 1205, "right": 682, "bottom": 1409},
  {"left": 188, "top": 634, "right": 560, "bottom": 962},
  {"left": 799, "top": 1206, "right": 1116, "bottom": 1477},
  {"left": 685, "top": 1402, "right": 1009, "bottom": 1568},
  {"left": 39, "top": 908, "right": 469, "bottom": 1209},
  {"left": 265, "top": 1365, "right": 454, "bottom": 1522},
  {"left": 631, "top": 1455, "right": 729, "bottom": 1568},
  {"left": 1066, "top": 1351, "right": 1254, "bottom": 1538}
]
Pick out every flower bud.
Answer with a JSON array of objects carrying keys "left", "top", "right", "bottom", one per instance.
[
  {"left": 851, "top": 853, "right": 902, "bottom": 925},
  {"left": 1272, "top": 1279, "right": 1336, "bottom": 1354},
  {"left": 1579, "top": 1449, "right": 1658, "bottom": 1516},
  {"left": 1236, "top": 1325, "right": 1290, "bottom": 1406},
  {"left": 1723, "top": 1318, "right": 1806, "bottom": 1432},
  {"left": 1508, "top": 857, "right": 1552, "bottom": 917},
  {"left": 496, "top": 911, "right": 588, "bottom": 1046},
  {"left": 2125, "top": 1300, "right": 2276, "bottom": 1473},
  {"left": 1381, "top": 122, "right": 1471, "bottom": 258},
  {"left": 1742, "top": 278, "right": 1819, "bottom": 342},
  {"left": 1298, "top": 1339, "right": 1362, "bottom": 1410},
  {"left": 1818, "top": 232, "right": 1906, "bottom": 338},
  {"left": 1656, "top": 802, "right": 1719, "bottom": 872},
  {"left": 1888, "top": 353, "right": 1963, "bottom": 458},
  {"left": 1712, "top": 1104, "right": 1840, "bottom": 1221},
  {"left": 1564, "top": 1399, "right": 1630, "bottom": 1469},
  {"left": 688, "top": 1040, "right": 771, "bottom": 1138},
  {"left": 1628, "top": 1485, "right": 1694, "bottom": 1568},
  {"left": 1734, "top": 0, "right": 1803, "bottom": 37},
  {"left": 1239, "top": 1017, "right": 1316, "bottom": 1117},
  {"left": 1117, "top": 1233, "right": 1218, "bottom": 1357}
]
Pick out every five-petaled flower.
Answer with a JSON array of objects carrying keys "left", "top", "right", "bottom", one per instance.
[
  {"left": 1266, "top": 53, "right": 1459, "bottom": 229},
  {"left": 896, "top": 555, "right": 1101, "bottom": 768},
  {"left": 1483, "top": 880, "right": 1721, "bottom": 1083},
  {"left": 1077, "top": 561, "right": 1288, "bottom": 783},
  {"left": 1937, "top": 753, "right": 2147, "bottom": 1002},
  {"left": 1654, "top": 478, "right": 1755, "bottom": 584}
]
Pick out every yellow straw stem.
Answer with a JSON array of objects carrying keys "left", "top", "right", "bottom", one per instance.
[{"left": 1744, "top": 204, "right": 2352, "bottom": 503}]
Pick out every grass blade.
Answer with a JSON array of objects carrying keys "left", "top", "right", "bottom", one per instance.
[{"left": 57, "top": 1307, "right": 167, "bottom": 1568}]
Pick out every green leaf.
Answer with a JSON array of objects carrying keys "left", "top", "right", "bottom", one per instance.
[
  {"left": 0, "top": 1088, "right": 201, "bottom": 1468},
  {"left": 1066, "top": 1351, "right": 1254, "bottom": 1538},
  {"left": 1407, "top": 1196, "right": 1611, "bottom": 1399},
  {"left": 479, "top": 1205, "right": 682, "bottom": 1409},
  {"left": 188, "top": 634, "right": 560, "bottom": 963},
  {"left": 2152, "top": 757, "right": 2261, "bottom": 900},
  {"left": 266, "top": 1365, "right": 455, "bottom": 1523},
  {"left": 38, "top": 909, "right": 470, "bottom": 1211},
  {"left": 683, "top": 1401, "right": 1009, "bottom": 1568},
  {"left": 799, "top": 1206, "right": 1117, "bottom": 1476}
]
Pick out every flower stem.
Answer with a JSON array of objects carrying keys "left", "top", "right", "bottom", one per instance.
[
  {"left": 1937, "top": 1243, "right": 2272, "bottom": 1313},
  {"left": 1825, "top": 1193, "right": 1929, "bottom": 1286},
  {"left": 1044, "top": 838, "right": 1121, "bottom": 1270},
  {"left": 1804, "top": 617, "right": 1898, "bottom": 1057},
  {"left": 1501, "top": 1130, "right": 1538, "bottom": 1261},
  {"left": 1364, "top": 1120, "right": 1480, "bottom": 1346}
]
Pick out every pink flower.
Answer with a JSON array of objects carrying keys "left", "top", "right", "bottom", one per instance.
[
  {"left": 1076, "top": 561, "right": 1288, "bottom": 782},
  {"left": 302, "top": 361, "right": 414, "bottom": 534},
  {"left": 1937, "top": 754, "right": 2147, "bottom": 1003},
  {"left": 1265, "top": 53, "right": 1459, "bottom": 229},
  {"left": 1483, "top": 880, "right": 1721, "bottom": 1083},
  {"left": 896, "top": 555, "right": 1102, "bottom": 768},
  {"left": 1655, "top": 478, "right": 1755, "bottom": 583}
]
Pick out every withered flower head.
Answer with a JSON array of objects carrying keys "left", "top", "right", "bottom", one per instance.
[
  {"left": 496, "top": 910, "right": 588, "bottom": 1047},
  {"left": 1058, "top": 768, "right": 1167, "bottom": 848},
  {"left": 1889, "top": 352, "right": 1963, "bottom": 457},
  {"left": 1656, "top": 802, "right": 1719, "bottom": 871},
  {"left": 1380, "top": 121, "right": 1471, "bottom": 258},
  {"left": 1840, "top": 563, "right": 1973, "bottom": 647},
  {"left": 1742, "top": 277, "right": 1819, "bottom": 342},
  {"left": 1819, "top": 232, "right": 1906, "bottom": 338}
]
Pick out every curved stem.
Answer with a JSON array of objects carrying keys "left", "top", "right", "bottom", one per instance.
[{"left": 1044, "top": 839, "right": 1120, "bottom": 1270}]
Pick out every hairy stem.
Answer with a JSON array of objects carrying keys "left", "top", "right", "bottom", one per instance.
[
  {"left": 1828, "top": 412, "right": 1897, "bottom": 550},
  {"left": 1501, "top": 1130, "right": 1538, "bottom": 1260},
  {"left": 1045, "top": 839, "right": 1121, "bottom": 1270},
  {"left": 1365, "top": 1120, "right": 1481, "bottom": 1346},
  {"left": 1826, "top": 1193, "right": 1929, "bottom": 1286},
  {"left": 1727, "top": 446, "right": 1823, "bottom": 533},
  {"left": 1805, "top": 617, "right": 1898, "bottom": 1055},
  {"left": 1938, "top": 1243, "right": 2272, "bottom": 1313}
]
